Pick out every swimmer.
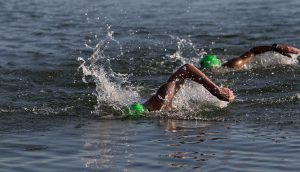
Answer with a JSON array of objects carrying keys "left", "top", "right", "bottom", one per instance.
[
  {"left": 220, "top": 44, "right": 300, "bottom": 70},
  {"left": 127, "top": 63, "right": 234, "bottom": 114}
]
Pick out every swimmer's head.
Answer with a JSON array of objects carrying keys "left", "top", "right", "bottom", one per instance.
[
  {"left": 123, "top": 103, "right": 145, "bottom": 119},
  {"left": 130, "top": 103, "right": 145, "bottom": 113},
  {"left": 200, "top": 54, "right": 221, "bottom": 69}
]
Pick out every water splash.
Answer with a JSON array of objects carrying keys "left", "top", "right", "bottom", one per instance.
[
  {"left": 173, "top": 82, "right": 229, "bottom": 110},
  {"left": 245, "top": 51, "right": 298, "bottom": 69},
  {"left": 78, "top": 27, "right": 140, "bottom": 115},
  {"left": 166, "top": 36, "right": 206, "bottom": 65},
  {"left": 145, "top": 81, "right": 230, "bottom": 120}
]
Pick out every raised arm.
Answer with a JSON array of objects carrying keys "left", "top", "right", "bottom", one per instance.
[
  {"left": 166, "top": 63, "right": 232, "bottom": 102},
  {"left": 223, "top": 44, "right": 300, "bottom": 69},
  {"left": 143, "top": 64, "right": 234, "bottom": 111}
]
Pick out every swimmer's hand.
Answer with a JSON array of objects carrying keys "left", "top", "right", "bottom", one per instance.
[
  {"left": 216, "top": 87, "right": 235, "bottom": 102},
  {"left": 275, "top": 44, "right": 300, "bottom": 58}
]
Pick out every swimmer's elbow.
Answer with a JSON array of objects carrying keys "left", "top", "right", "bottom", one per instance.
[
  {"left": 182, "top": 63, "right": 194, "bottom": 68},
  {"left": 181, "top": 63, "right": 198, "bottom": 71}
]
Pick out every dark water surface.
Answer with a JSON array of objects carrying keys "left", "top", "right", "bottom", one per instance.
[{"left": 0, "top": 0, "right": 300, "bottom": 171}]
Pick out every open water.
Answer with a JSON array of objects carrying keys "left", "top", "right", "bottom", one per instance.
[{"left": 0, "top": 0, "right": 300, "bottom": 171}]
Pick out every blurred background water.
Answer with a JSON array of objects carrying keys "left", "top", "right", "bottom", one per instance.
[{"left": 0, "top": 0, "right": 299, "bottom": 171}]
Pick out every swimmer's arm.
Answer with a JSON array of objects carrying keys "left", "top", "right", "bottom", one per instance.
[
  {"left": 167, "top": 63, "right": 234, "bottom": 102},
  {"left": 223, "top": 44, "right": 300, "bottom": 69},
  {"left": 143, "top": 64, "right": 235, "bottom": 111},
  {"left": 272, "top": 44, "right": 300, "bottom": 57},
  {"left": 249, "top": 44, "right": 300, "bottom": 58}
]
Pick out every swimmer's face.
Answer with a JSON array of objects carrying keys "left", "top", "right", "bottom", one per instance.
[{"left": 200, "top": 54, "right": 222, "bottom": 69}]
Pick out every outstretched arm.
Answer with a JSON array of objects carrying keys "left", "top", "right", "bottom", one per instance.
[
  {"left": 223, "top": 44, "right": 300, "bottom": 69},
  {"left": 143, "top": 64, "right": 234, "bottom": 111},
  {"left": 167, "top": 64, "right": 234, "bottom": 102}
]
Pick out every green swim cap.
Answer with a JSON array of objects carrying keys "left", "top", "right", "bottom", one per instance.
[
  {"left": 200, "top": 54, "right": 221, "bottom": 69},
  {"left": 123, "top": 103, "right": 146, "bottom": 119}
]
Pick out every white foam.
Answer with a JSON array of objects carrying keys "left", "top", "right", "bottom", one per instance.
[
  {"left": 245, "top": 51, "right": 298, "bottom": 69},
  {"left": 173, "top": 81, "right": 229, "bottom": 110},
  {"left": 166, "top": 36, "right": 206, "bottom": 65},
  {"left": 78, "top": 28, "right": 140, "bottom": 113}
]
